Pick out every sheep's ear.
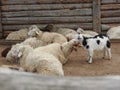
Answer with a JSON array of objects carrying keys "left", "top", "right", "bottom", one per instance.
[
  {"left": 17, "top": 51, "right": 22, "bottom": 58},
  {"left": 35, "top": 30, "right": 40, "bottom": 35},
  {"left": 76, "top": 28, "right": 84, "bottom": 34}
]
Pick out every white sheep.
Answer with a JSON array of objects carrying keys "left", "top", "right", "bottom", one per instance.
[
  {"left": 44, "top": 24, "right": 97, "bottom": 41},
  {"left": 107, "top": 26, "right": 120, "bottom": 39},
  {"left": 28, "top": 25, "right": 67, "bottom": 44},
  {"left": 6, "top": 28, "right": 29, "bottom": 40},
  {"left": 74, "top": 28, "right": 111, "bottom": 64},
  {"left": 21, "top": 37, "right": 46, "bottom": 48},
  {"left": 6, "top": 44, "right": 64, "bottom": 76},
  {"left": 35, "top": 39, "right": 78, "bottom": 64}
]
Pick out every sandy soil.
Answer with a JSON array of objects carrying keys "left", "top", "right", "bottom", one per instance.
[{"left": 0, "top": 43, "right": 120, "bottom": 77}]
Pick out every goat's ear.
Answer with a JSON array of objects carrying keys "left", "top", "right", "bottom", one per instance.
[{"left": 76, "top": 28, "right": 84, "bottom": 34}]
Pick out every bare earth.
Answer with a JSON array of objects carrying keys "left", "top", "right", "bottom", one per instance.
[{"left": 0, "top": 43, "right": 120, "bottom": 77}]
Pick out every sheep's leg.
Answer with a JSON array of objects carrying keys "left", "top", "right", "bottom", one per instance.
[
  {"left": 107, "top": 48, "right": 111, "bottom": 60},
  {"left": 88, "top": 49, "right": 93, "bottom": 64}
]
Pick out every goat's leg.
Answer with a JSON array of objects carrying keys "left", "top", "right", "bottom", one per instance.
[
  {"left": 107, "top": 48, "right": 111, "bottom": 60},
  {"left": 88, "top": 49, "right": 93, "bottom": 64},
  {"left": 103, "top": 47, "right": 108, "bottom": 59}
]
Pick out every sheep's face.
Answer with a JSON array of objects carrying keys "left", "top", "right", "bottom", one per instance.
[
  {"left": 28, "top": 25, "right": 42, "bottom": 37},
  {"left": 6, "top": 44, "right": 24, "bottom": 63},
  {"left": 76, "top": 28, "right": 84, "bottom": 33}
]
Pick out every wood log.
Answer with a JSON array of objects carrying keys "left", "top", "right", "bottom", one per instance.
[
  {"left": 0, "top": 69, "right": 120, "bottom": 90},
  {"left": 2, "top": 16, "right": 92, "bottom": 24},
  {"left": 101, "top": 4, "right": 120, "bottom": 10},
  {"left": 2, "top": 4, "right": 92, "bottom": 11},
  {"left": 102, "top": 17, "right": 120, "bottom": 24},
  {"left": 101, "top": 0, "right": 120, "bottom": 4},
  {"left": 2, "top": 23, "right": 93, "bottom": 31},
  {"left": 101, "top": 10, "right": 120, "bottom": 17},
  {"left": 2, "top": 9, "right": 92, "bottom": 18},
  {"left": 1, "top": 0, "right": 92, "bottom": 5},
  {"left": 92, "top": 0, "right": 101, "bottom": 33}
]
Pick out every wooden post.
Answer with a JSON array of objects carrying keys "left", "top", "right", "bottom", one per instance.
[
  {"left": 0, "top": 0, "right": 3, "bottom": 38},
  {"left": 93, "top": 0, "right": 101, "bottom": 34}
]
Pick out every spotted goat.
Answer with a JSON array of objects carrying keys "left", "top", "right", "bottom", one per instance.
[{"left": 75, "top": 28, "right": 111, "bottom": 64}]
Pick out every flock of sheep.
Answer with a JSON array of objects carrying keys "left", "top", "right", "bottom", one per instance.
[{"left": 2, "top": 24, "right": 120, "bottom": 76}]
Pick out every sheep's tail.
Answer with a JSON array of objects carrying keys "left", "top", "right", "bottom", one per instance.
[{"left": 1, "top": 46, "right": 11, "bottom": 57}]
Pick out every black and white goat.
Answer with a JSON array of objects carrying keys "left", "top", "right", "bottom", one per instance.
[{"left": 75, "top": 28, "right": 111, "bottom": 64}]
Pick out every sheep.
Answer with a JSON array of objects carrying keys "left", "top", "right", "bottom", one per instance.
[
  {"left": 44, "top": 24, "right": 97, "bottom": 41},
  {"left": 107, "top": 26, "right": 120, "bottom": 39},
  {"left": 5, "top": 25, "right": 40, "bottom": 40},
  {"left": 28, "top": 25, "right": 67, "bottom": 44},
  {"left": 34, "top": 39, "right": 78, "bottom": 64},
  {"left": 6, "top": 28, "right": 29, "bottom": 40},
  {"left": 74, "top": 28, "right": 111, "bottom": 64},
  {"left": 2, "top": 37, "right": 46, "bottom": 57},
  {"left": 6, "top": 44, "right": 64, "bottom": 76}
]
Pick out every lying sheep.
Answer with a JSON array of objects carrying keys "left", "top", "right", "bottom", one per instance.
[
  {"left": 5, "top": 25, "right": 39, "bottom": 40},
  {"left": 74, "top": 29, "right": 111, "bottom": 64},
  {"left": 107, "top": 26, "right": 120, "bottom": 39},
  {"left": 44, "top": 24, "right": 76, "bottom": 40},
  {"left": 28, "top": 25, "right": 67, "bottom": 44},
  {"left": 44, "top": 24, "right": 97, "bottom": 41},
  {"left": 34, "top": 39, "right": 78, "bottom": 64},
  {"left": 1, "top": 37, "right": 46, "bottom": 57},
  {"left": 6, "top": 44, "right": 64, "bottom": 76},
  {"left": 6, "top": 28, "right": 29, "bottom": 40}
]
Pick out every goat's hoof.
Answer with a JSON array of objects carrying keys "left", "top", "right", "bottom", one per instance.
[{"left": 88, "top": 61, "right": 92, "bottom": 64}]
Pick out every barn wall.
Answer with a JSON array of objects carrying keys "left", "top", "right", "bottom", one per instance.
[
  {"left": 0, "top": 0, "right": 120, "bottom": 38},
  {"left": 1, "top": 0, "right": 93, "bottom": 37},
  {"left": 101, "top": 0, "right": 120, "bottom": 33}
]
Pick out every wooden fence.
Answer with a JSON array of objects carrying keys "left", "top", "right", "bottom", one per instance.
[{"left": 0, "top": 0, "right": 120, "bottom": 38}]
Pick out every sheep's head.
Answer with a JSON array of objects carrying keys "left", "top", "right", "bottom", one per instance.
[
  {"left": 44, "top": 24, "right": 57, "bottom": 32},
  {"left": 76, "top": 27, "right": 85, "bottom": 33},
  {"left": 61, "top": 39, "right": 80, "bottom": 57},
  {"left": 74, "top": 28, "right": 84, "bottom": 42},
  {"left": 6, "top": 44, "right": 24, "bottom": 63},
  {"left": 28, "top": 25, "right": 42, "bottom": 37}
]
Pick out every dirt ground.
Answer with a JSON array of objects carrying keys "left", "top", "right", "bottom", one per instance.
[{"left": 0, "top": 43, "right": 120, "bottom": 77}]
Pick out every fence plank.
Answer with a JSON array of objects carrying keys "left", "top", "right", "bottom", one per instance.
[
  {"left": 102, "top": 17, "right": 120, "bottom": 24},
  {"left": 101, "top": 4, "right": 120, "bottom": 10},
  {"left": 93, "top": 0, "right": 101, "bottom": 33},
  {"left": 1, "top": 0, "right": 92, "bottom": 5},
  {"left": 2, "top": 23, "right": 93, "bottom": 31},
  {"left": 2, "top": 9, "right": 92, "bottom": 18},
  {"left": 101, "top": 10, "right": 120, "bottom": 17},
  {"left": 0, "top": 1, "right": 3, "bottom": 38},
  {"left": 101, "top": 0, "right": 120, "bottom": 4},
  {"left": 2, "top": 16, "right": 92, "bottom": 24},
  {"left": 0, "top": 70, "right": 120, "bottom": 90},
  {"left": 2, "top": 4, "right": 92, "bottom": 11}
]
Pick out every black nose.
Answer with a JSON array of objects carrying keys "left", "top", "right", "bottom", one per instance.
[{"left": 77, "top": 37, "right": 80, "bottom": 40}]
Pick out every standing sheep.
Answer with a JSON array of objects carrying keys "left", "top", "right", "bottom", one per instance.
[
  {"left": 74, "top": 29, "right": 111, "bottom": 64},
  {"left": 107, "top": 26, "right": 120, "bottom": 39},
  {"left": 6, "top": 44, "right": 64, "bottom": 76},
  {"left": 28, "top": 25, "right": 67, "bottom": 44}
]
